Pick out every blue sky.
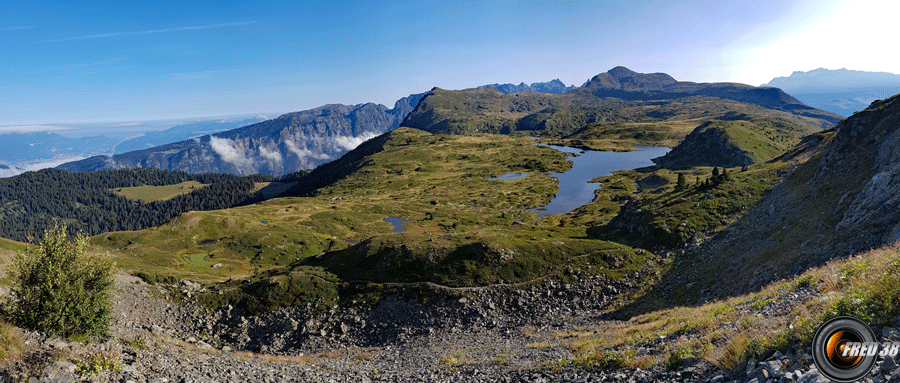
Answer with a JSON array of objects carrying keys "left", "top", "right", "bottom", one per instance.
[{"left": 1, "top": 0, "right": 897, "bottom": 126}]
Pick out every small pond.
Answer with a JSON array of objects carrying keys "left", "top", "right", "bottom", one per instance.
[
  {"left": 530, "top": 145, "right": 670, "bottom": 215},
  {"left": 384, "top": 216, "right": 407, "bottom": 233}
]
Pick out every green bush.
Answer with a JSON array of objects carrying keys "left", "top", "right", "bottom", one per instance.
[
  {"left": 7, "top": 224, "right": 114, "bottom": 338},
  {"left": 666, "top": 346, "right": 694, "bottom": 370}
]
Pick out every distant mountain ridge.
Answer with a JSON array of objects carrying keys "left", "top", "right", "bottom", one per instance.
[
  {"left": 114, "top": 117, "right": 268, "bottom": 153},
  {"left": 401, "top": 67, "right": 841, "bottom": 138},
  {"left": 479, "top": 79, "right": 577, "bottom": 94},
  {"left": 576, "top": 67, "right": 841, "bottom": 124},
  {"left": 57, "top": 67, "right": 842, "bottom": 177},
  {"left": 764, "top": 68, "right": 900, "bottom": 117},
  {"left": 0, "top": 131, "right": 118, "bottom": 165},
  {"left": 0, "top": 163, "right": 23, "bottom": 178},
  {"left": 58, "top": 93, "right": 426, "bottom": 176}
]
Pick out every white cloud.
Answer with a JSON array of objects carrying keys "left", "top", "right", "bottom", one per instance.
[
  {"left": 333, "top": 131, "right": 379, "bottom": 151},
  {"left": 258, "top": 144, "right": 283, "bottom": 166},
  {"left": 0, "top": 125, "right": 69, "bottom": 134},
  {"left": 209, "top": 136, "right": 254, "bottom": 170},
  {"left": 284, "top": 138, "right": 331, "bottom": 161},
  {"left": 46, "top": 21, "right": 258, "bottom": 42}
]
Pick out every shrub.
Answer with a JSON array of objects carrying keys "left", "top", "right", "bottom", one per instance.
[
  {"left": 666, "top": 346, "right": 694, "bottom": 370},
  {"left": 74, "top": 354, "right": 122, "bottom": 376},
  {"left": 7, "top": 224, "right": 114, "bottom": 338},
  {"left": 581, "top": 351, "right": 625, "bottom": 369}
]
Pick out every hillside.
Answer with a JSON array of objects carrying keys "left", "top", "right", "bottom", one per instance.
[
  {"left": 401, "top": 67, "right": 840, "bottom": 147},
  {"left": 651, "top": 115, "right": 810, "bottom": 169},
  {"left": 651, "top": 93, "right": 900, "bottom": 302},
  {"left": 58, "top": 94, "right": 425, "bottom": 176},
  {"left": 765, "top": 68, "right": 900, "bottom": 116},
  {"left": 96, "top": 128, "right": 658, "bottom": 289}
]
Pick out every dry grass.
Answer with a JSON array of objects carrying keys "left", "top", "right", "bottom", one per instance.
[
  {"left": 0, "top": 320, "right": 25, "bottom": 362},
  {"left": 440, "top": 349, "right": 471, "bottom": 366},
  {"left": 111, "top": 181, "right": 210, "bottom": 202},
  {"left": 525, "top": 341, "right": 550, "bottom": 349},
  {"left": 557, "top": 240, "right": 900, "bottom": 373}
]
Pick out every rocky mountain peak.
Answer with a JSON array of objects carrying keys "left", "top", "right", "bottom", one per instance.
[
  {"left": 607, "top": 66, "right": 637, "bottom": 77},
  {"left": 586, "top": 66, "right": 678, "bottom": 91}
]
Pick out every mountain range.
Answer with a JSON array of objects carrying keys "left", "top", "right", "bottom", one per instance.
[
  {"left": 58, "top": 67, "right": 841, "bottom": 177},
  {"left": 0, "top": 117, "right": 268, "bottom": 178},
  {"left": 479, "top": 79, "right": 577, "bottom": 94},
  {"left": 58, "top": 94, "right": 426, "bottom": 175},
  {"left": 764, "top": 68, "right": 900, "bottom": 117},
  {"left": 113, "top": 116, "right": 269, "bottom": 153},
  {"left": 54, "top": 76, "right": 587, "bottom": 175},
  {"left": 402, "top": 67, "right": 839, "bottom": 141},
  {"left": 0, "top": 131, "right": 118, "bottom": 170}
]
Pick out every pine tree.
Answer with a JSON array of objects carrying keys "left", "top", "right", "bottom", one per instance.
[{"left": 676, "top": 173, "right": 687, "bottom": 191}]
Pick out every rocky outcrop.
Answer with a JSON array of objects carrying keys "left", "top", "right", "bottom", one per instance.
[{"left": 651, "top": 121, "right": 756, "bottom": 169}]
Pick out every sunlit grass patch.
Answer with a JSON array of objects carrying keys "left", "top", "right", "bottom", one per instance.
[{"left": 111, "top": 181, "right": 209, "bottom": 202}]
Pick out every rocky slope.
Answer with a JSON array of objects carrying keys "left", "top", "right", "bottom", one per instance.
[
  {"left": 58, "top": 94, "right": 425, "bottom": 176},
  {"left": 10, "top": 261, "right": 900, "bottom": 383}
]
